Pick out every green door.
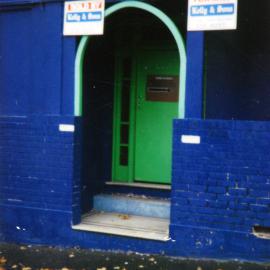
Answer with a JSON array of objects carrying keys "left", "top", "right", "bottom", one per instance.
[
  {"left": 134, "top": 49, "right": 179, "bottom": 184},
  {"left": 112, "top": 47, "right": 179, "bottom": 184}
]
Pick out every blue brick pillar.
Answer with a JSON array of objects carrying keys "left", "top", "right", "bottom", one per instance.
[{"left": 185, "top": 32, "right": 205, "bottom": 119}]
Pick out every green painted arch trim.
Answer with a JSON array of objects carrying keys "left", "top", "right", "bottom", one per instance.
[{"left": 75, "top": 1, "right": 187, "bottom": 118}]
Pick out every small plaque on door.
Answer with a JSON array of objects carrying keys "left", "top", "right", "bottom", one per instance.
[{"left": 146, "top": 75, "right": 179, "bottom": 102}]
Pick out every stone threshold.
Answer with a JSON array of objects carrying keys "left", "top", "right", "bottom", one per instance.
[
  {"left": 105, "top": 181, "right": 171, "bottom": 190},
  {"left": 72, "top": 211, "right": 170, "bottom": 242}
]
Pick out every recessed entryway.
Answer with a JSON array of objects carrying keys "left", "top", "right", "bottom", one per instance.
[{"left": 73, "top": 1, "right": 186, "bottom": 239}]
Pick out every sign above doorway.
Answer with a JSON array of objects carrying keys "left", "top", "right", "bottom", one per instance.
[
  {"left": 187, "top": 0, "right": 238, "bottom": 31},
  {"left": 63, "top": 0, "right": 105, "bottom": 36}
]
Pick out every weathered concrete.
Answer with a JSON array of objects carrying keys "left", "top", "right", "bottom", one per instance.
[{"left": 0, "top": 243, "right": 269, "bottom": 270}]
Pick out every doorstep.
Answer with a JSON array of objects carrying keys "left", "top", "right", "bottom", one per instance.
[
  {"left": 72, "top": 211, "right": 170, "bottom": 241},
  {"left": 105, "top": 181, "right": 171, "bottom": 190},
  {"left": 93, "top": 194, "right": 170, "bottom": 219}
]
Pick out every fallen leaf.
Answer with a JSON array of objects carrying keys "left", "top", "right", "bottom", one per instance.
[
  {"left": 117, "top": 214, "right": 130, "bottom": 220},
  {"left": 68, "top": 253, "right": 75, "bottom": 258},
  {"left": 0, "top": 257, "right": 7, "bottom": 264}
]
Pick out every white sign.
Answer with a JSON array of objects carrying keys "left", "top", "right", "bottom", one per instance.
[
  {"left": 181, "top": 135, "right": 201, "bottom": 144},
  {"left": 59, "top": 124, "right": 75, "bottom": 132},
  {"left": 187, "top": 0, "right": 238, "bottom": 31},
  {"left": 63, "top": 0, "right": 104, "bottom": 36}
]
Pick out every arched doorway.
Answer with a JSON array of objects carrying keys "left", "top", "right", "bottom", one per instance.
[
  {"left": 72, "top": 0, "right": 187, "bottom": 239},
  {"left": 74, "top": 1, "right": 187, "bottom": 119},
  {"left": 75, "top": 1, "right": 186, "bottom": 185}
]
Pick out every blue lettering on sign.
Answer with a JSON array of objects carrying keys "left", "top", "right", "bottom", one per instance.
[
  {"left": 66, "top": 11, "right": 102, "bottom": 22},
  {"left": 190, "top": 4, "right": 234, "bottom": 16}
]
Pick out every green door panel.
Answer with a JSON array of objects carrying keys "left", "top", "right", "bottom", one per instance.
[
  {"left": 112, "top": 47, "right": 179, "bottom": 184},
  {"left": 134, "top": 49, "right": 179, "bottom": 184}
]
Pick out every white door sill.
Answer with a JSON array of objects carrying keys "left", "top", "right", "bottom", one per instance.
[
  {"left": 105, "top": 181, "right": 171, "bottom": 190},
  {"left": 72, "top": 211, "right": 170, "bottom": 242}
]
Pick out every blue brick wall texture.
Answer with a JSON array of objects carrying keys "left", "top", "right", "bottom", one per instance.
[
  {"left": 0, "top": 116, "right": 173, "bottom": 255},
  {"left": 1, "top": 0, "right": 270, "bottom": 263},
  {"left": 0, "top": 116, "right": 79, "bottom": 212},
  {"left": 171, "top": 119, "right": 270, "bottom": 261},
  {"left": 1, "top": 116, "right": 270, "bottom": 262}
]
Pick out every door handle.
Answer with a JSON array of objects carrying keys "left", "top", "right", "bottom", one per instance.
[{"left": 137, "top": 95, "right": 143, "bottom": 108}]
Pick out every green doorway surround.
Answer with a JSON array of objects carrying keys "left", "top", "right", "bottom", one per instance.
[{"left": 74, "top": 0, "right": 187, "bottom": 119}]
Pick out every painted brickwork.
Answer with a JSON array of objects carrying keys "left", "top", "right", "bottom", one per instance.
[
  {"left": 171, "top": 119, "right": 270, "bottom": 261},
  {"left": 1, "top": 116, "right": 270, "bottom": 262},
  {"left": 0, "top": 116, "right": 81, "bottom": 238},
  {"left": 0, "top": 116, "right": 172, "bottom": 255},
  {"left": 1, "top": 0, "right": 270, "bottom": 263}
]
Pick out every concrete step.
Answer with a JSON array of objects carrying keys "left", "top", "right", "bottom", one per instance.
[
  {"left": 73, "top": 211, "right": 170, "bottom": 241},
  {"left": 93, "top": 194, "right": 170, "bottom": 219}
]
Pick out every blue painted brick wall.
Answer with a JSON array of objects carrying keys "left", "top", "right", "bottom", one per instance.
[
  {"left": 172, "top": 119, "right": 270, "bottom": 231},
  {"left": 0, "top": 116, "right": 79, "bottom": 212},
  {"left": 171, "top": 119, "right": 270, "bottom": 260},
  {"left": 0, "top": 116, "right": 174, "bottom": 258},
  {"left": 205, "top": 0, "right": 270, "bottom": 121},
  {"left": 0, "top": 2, "right": 76, "bottom": 116},
  {"left": 2, "top": 116, "right": 270, "bottom": 262},
  {"left": 171, "top": 120, "right": 270, "bottom": 261},
  {"left": 1, "top": 0, "right": 270, "bottom": 263}
]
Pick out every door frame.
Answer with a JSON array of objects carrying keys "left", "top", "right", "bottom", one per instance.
[{"left": 74, "top": 0, "right": 187, "bottom": 119}]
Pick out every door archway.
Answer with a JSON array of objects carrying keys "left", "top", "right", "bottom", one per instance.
[{"left": 74, "top": 0, "right": 187, "bottom": 119}]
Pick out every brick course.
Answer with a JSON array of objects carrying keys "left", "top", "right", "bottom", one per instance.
[
  {"left": 171, "top": 119, "right": 270, "bottom": 232},
  {"left": 0, "top": 116, "right": 79, "bottom": 212},
  {"left": 1, "top": 116, "right": 270, "bottom": 261}
]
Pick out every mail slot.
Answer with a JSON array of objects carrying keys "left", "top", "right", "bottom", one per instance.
[{"left": 146, "top": 75, "right": 179, "bottom": 102}]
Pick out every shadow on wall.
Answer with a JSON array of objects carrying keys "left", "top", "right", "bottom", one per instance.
[
  {"left": 205, "top": 0, "right": 270, "bottom": 121},
  {"left": 81, "top": 31, "right": 115, "bottom": 213}
]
